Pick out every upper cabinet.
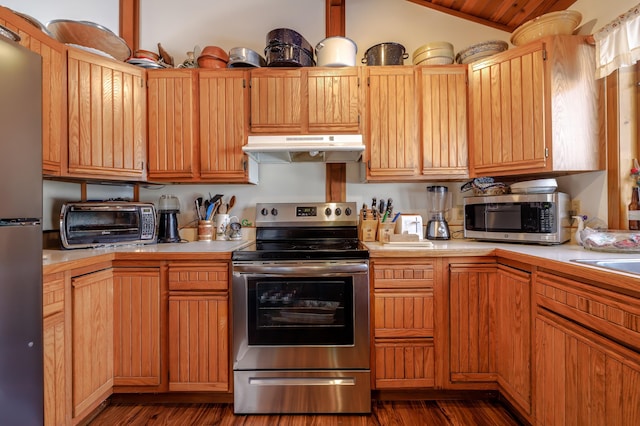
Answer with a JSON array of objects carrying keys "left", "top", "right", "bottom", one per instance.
[
  {"left": 200, "top": 69, "right": 253, "bottom": 182},
  {"left": 147, "top": 69, "right": 199, "bottom": 181},
  {"left": 364, "top": 66, "right": 420, "bottom": 180},
  {"left": 249, "top": 67, "right": 361, "bottom": 134},
  {"left": 67, "top": 48, "right": 147, "bottom": 180},
  {"left": 0, "top": 7, "right": 67, "bottom": 176},
  {"left": 468, "top": 35, "right": 602, "bottom": 177},
  {"left": 419, "top": 65, "right": 469, "bottom": 179}
]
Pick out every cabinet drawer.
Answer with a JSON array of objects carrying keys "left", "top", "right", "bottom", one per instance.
[
  {"left": 373, "top": 261, "right": 435, "bottom": 289},
  {"left": 168, "top": 263, "right": 229, "bottom": 291},
  {"left": 374, "top": 338, "right": 435, "bottom": 388},
  {"left": 374, "top": 290, "right": 434, "bottom": 337},
  {"left": 43, "top": 272, "right": 65, "bottom": 317},
  {"left": 536, "top": 271, "right": 640, "bottom": 352}
]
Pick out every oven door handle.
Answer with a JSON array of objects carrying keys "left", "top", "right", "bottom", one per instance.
[{"left": 232, "top": 262, "right": 368, "bottom": 276}]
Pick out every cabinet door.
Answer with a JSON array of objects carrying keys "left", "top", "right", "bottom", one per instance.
[
  {"left": 67, "top": 48, "right": 146, "bottom": 180},
  {"left": 0, "top": 9, "right": 66, "bottom": 176},
  {"left": 168, "top": 292, "right": 229, "bottom": 392},
  {"left": 495, "top": 265, "right": 531, "bottom": 415},
  {"left": 536, "top": 310, "right": 640, "bottom": 426},
  {"left": 200, "top": 69, "right": 251, "bottom": 182},
  {"left": 364, "top": 66, "right": 419, "bottom": 180},
  {"left": 468, "top": 43, "right": 546, "bottom": 176},
  {"left": 71, "top": 268, "right": 114, "bottom": 419},
  {"left": 147, "top": 69, "right": 199, "bottom": 181},
  {"left": 43, "top": 273, "right": 67, "bottom": 426},
  {"left": 419, "top": 65, "right": 468, "bottom": 179},
  {"left": 307, "top": 67, "right": 360, "bottom": 133},
  {"left": 448, "top": 263, "right": 496, "bottom": 384},
  {"left": 249, "top": 68, "right": 302, "bottom": 133},
  {"left": 113, "top": 268, "right": 161, "bottom": 388}
]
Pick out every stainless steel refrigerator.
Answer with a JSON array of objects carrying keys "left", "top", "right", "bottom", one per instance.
[{"left": 0, "top": 34, "right": 44, "bottom": 425}]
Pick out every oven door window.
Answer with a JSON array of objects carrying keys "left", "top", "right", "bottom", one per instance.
[{"left": 247, "top": 276, "right": 354, "bottom": 346}]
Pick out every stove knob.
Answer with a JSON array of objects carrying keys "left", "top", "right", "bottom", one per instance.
[
  {"left": 260, "top": 208, "right": 269, "bottom": 216},
  {"left": 325, "top": 207, "right": 332, "bottom": 216},
  {"left": 271, "top": 208, "right": 278, "bottom": 216},
  {"left": 335, "top": 208, "right": 342, "bottom": 216},
  {"left": 345, "top": 207, "right": 352, "bottom": 216}
]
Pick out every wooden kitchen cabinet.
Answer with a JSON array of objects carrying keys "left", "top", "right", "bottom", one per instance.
[
  {"left": 200, "top": 69, "right": 254, "bottom": 182},
  {"left": 168, "top": 263, "right": 229, "bottom": 392},
  {"left": 147, "top": 69, "right": 199, "bottom": 181},
  {"left": 364, "top": 66, "right": 420, "bottom": 180},
  {"left": 307, "top": 67, "right": 361, "bottom": 133},
  {"left": 113, "top": 267, "right": 162, "bottom": 389},
  {"left": 419, "top": 65, "right": 469, "bottom": 179},
  {"left": 448, "top": 262, "right": 497, "bottom": 386},
  {"left": 71, "top": 267, "right": 114, "bottom": 421},
  {"left": 67, "top": 48, "right": 146, "bottom": 180},
  {"left": 43, "top": 272, "right": 69, "bottom": 426},
  {"left": 535, "top": 269, "right": 640, "bottom": 424},
  {"left": 372, "top": 259, "right": 436, "bottom": 388},
  {"left": 494, "top": 264, "right": 531, "bottom": 417},
  {"left": 0, "top": 7, "right": 66, "bottom": 176},
  {"left": 249, "top": 68, "right": 302, "bottom": 133},
  {"left": 468, "top": 35, "right": 601, "bottom": 177}
]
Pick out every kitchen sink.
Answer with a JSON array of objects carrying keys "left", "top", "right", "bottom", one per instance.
[{"left": 571, "top": 258, "right": 640, "bottom": 275}]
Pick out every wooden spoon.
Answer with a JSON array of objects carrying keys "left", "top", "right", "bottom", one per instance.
[{"left": 227, "top": 195, "right": 236, "bottom": 213}]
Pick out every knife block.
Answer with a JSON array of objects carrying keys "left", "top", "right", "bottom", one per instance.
[{"left": 358, "top": 209, "right": 378, "bottom": 242}]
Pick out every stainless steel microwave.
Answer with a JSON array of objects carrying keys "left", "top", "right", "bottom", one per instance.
[
  {"left": 463, "top": 192, "right": 570, "bottom": 245},
  {"left": 60, "top": 201, "right": 157, "bottom": 249}
]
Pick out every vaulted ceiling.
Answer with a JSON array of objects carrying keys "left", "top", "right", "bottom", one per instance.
[{"left": 406, "top": 0, "right": 578, "bottom": 33}]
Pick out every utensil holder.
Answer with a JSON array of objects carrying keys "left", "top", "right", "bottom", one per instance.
[{"left": 198, "top": 220, "right": 214, "bottom": 241}]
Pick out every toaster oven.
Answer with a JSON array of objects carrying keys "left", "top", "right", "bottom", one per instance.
[{"left": 60, "top": 201, "right": 157, "bottom": 249}]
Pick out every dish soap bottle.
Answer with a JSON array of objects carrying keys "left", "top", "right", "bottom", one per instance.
[{"left": 572, "top": 215, "right": 586, "bottom": 245}]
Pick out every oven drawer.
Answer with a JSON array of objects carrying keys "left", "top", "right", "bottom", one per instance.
[
  {"left": 168, "top": 263, "right": 228, "bottom": 291},
  {"left": 234, "top": 370, "right": 371, "bottom": 414}
]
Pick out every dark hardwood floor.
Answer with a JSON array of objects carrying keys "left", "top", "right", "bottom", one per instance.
[{"left": 87, "top": 400, "right": 523, "bottom": 425}]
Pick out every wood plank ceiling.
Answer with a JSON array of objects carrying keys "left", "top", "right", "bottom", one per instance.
[{"left": 406, "top": 0, "right": 578, "bottom": 33}]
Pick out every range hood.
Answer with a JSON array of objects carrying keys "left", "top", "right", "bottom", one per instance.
[{"left": 243, "top": 134, "right": 364, "bottom": 163}]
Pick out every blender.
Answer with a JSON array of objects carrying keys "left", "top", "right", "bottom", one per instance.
[
  {"left": 426, "top": 185, "right": 451, "bottom": 240},
  {"left": 157, "top": 194, "right": 181, "bottom": 243}
]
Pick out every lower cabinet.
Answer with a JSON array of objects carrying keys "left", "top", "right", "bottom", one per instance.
[
  {"left": 113, "top": 267, "right": 162, "bottom": 389},
  {"left": 167, "top": 262, "right": 229, "bottom": 392},
  {"left": 43, "top": 272, "right": 68, "bottom": 426},
  {"left": 70, "top": 268, "right": 114, "bottom": 421},
  {"left": 536, "top": 309, "right": 640, "bottom": 425},
  {"left": 372, "top": 259, "right": 436, "bottom": 388}
]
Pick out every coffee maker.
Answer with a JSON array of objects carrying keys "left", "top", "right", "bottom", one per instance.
[
  {"left": 426, "top": 185, "right": 451, "bottom": 240},
  {"left": 157, "top": 194, "right": 181, "bottom": 243}
]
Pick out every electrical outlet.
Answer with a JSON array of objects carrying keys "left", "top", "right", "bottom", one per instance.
[{"left": 570, "top": 199, "right": 582, "bottom": 215}]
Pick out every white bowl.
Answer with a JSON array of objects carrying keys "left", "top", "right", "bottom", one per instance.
[{"left": 510, "top": 10, "right": 582, "bottom": 46}]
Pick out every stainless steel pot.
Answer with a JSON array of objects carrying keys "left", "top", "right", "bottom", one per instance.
[
  {"left": 265, "top": 43, "right": 315, "bottom": 67},
  {"left": 361, "top": 42, "right": 409, "bottom": 66},
  {"left": 228, "top": 47, "right": 266, "bottom": 68}
]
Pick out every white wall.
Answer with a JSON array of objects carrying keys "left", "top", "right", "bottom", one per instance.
[{"left": 7, "top": 0, "right": 637, "bottom": 230}]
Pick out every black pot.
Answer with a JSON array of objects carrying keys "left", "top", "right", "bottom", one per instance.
[
  {"left": 265, "top": 43, "right": 315, "bottom": 67},
  {"left": 362, "top": 42, "right": 409, "bottom": 66},
  {"left": 266, "top": 28, "right": 313, "bottom": 57}
]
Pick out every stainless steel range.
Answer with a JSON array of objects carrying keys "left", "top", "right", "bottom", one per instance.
[{"left": 232, "top": 202, "right": 370, "bottom": 414}]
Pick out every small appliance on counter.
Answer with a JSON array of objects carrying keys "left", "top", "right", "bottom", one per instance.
[
  {"left": 157, "top": 194, "right": 181, "bottom": 243},
  {"left": 426, "top": 185, "right": 452, "bottom": 240}
]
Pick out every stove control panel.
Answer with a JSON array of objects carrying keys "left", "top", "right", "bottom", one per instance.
[{"left": 256, "top": 202, "right": 358, "bottom": 226}]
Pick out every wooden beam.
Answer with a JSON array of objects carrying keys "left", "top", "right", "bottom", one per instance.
[
  {"left": 606, "top": 70, "right": 621, "bottom": 229},
  {"left": 325, "top": 0, "right": 347, "bottom": 202},
  {"left": 119, "top": 0, "right": 139, "bottom": 52}
]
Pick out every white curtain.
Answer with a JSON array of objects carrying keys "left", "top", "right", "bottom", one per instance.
[{"left": 594, "top": 3, "right": 640, "bottom": 78}]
